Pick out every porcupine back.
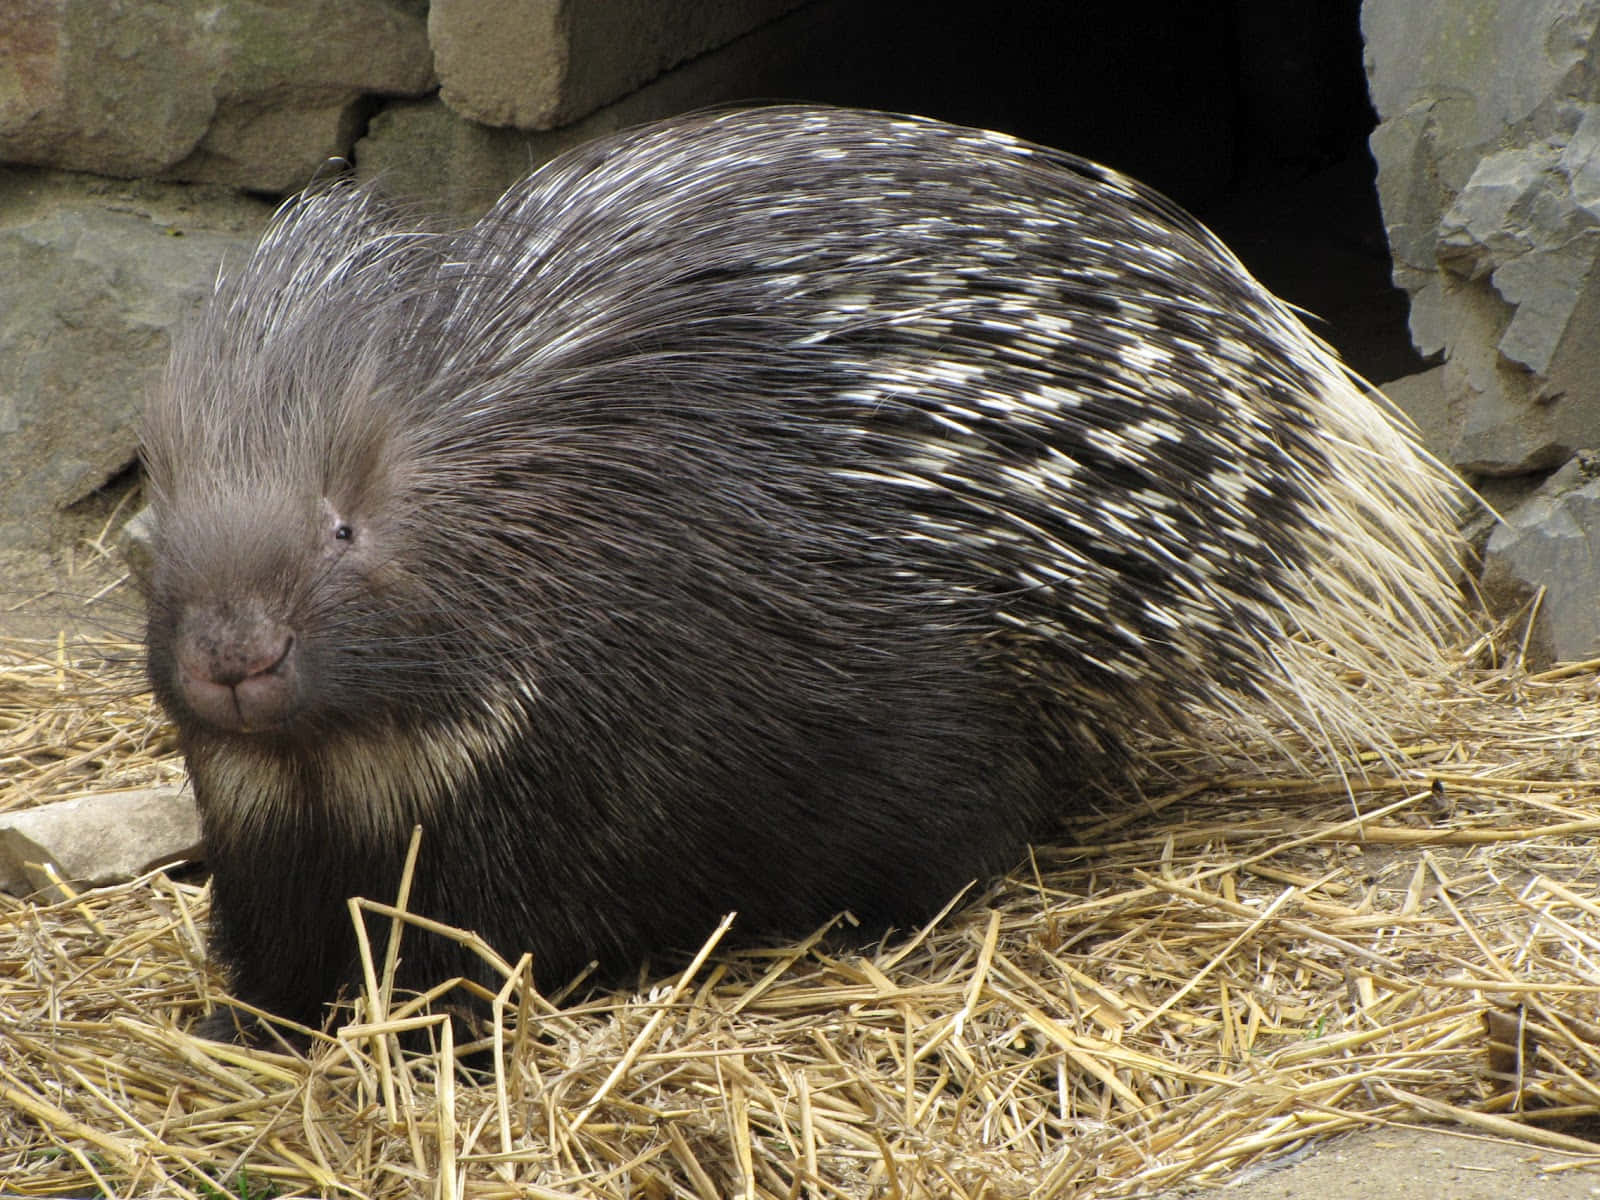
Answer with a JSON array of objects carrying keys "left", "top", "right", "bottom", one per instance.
[{"left": 141, "top": 106, "right": 1468, "bottom": 1030}]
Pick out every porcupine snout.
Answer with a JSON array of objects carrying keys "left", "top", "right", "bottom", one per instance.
[{"left": 172, "top": 602, "right": 297, "bottom": 734}]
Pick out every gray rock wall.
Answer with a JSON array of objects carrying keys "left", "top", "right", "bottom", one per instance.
[
  {"left": 1365, "top": 0, "right": 1600, "bottom": 475},
  {"left": 1365, "top": 0, "right": 1600, "bottom": 662}
]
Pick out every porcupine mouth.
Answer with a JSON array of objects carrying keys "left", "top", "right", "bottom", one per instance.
[{"left": 175, "top": 631, "right": 300, "bottom": 735}]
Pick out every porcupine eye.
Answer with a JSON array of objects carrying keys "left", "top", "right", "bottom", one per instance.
[{"left": 321, "top": 498, "right": 356, "bottom": 550}]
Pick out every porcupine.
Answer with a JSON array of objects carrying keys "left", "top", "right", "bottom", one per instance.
[{"left": 140, "top": 105, "right": 1468, "bottom": 1035}]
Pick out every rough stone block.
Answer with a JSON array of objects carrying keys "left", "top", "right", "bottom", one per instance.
[
  {"left": 361, "top": 0, "right": 855, "bottom": 221},
  {"left": 0, "top": 0, "right": 434, "bottom": 191},
  {"left": 0, "top": 0, "right": 216, "bottom": 178},
  {"left": 1364, "top": 1, "right": 1600, "bottom": 476},
  {"left": 1483, "top": 455, "right": 1600, "bottom": 664},
  {"left": 357, "top": 100, "right": 553, "bottom": 223},
  {"left": 1377, "top": 366, "right": 1449, "bottom": 456},
  {"left": 429, "top": 0, "right": 807, "bottom": 130},
  {"left": 0, "top": 170, "right": 270, "bottom": 549}
]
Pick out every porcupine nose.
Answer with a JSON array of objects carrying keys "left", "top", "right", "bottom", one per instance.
[{"left": 174, "top": 611, "right": 297, "bottom": 733}]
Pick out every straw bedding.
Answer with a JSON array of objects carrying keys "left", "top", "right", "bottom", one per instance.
[{"left": 3, "top": 628, "right": 1600, "bottom": 1198}]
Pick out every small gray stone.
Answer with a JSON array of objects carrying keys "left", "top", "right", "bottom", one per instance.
[
  {"left": 0, "top": 785, "right": 202, "bottom": 899},
  {"left": 1483, "top": 454, "right": 1600, "bottom": 664}
]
